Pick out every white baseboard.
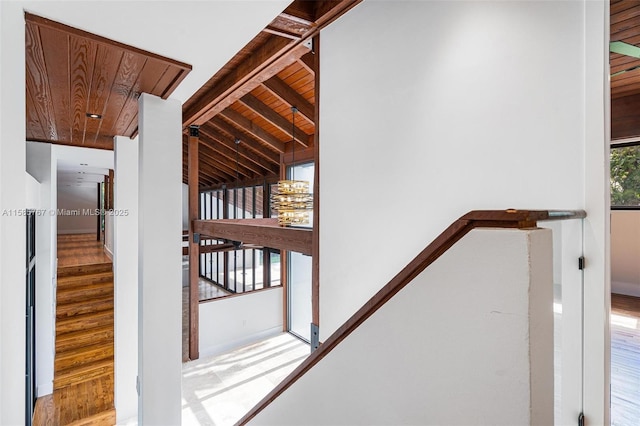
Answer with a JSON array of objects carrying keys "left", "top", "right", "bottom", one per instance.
[
  {"left": 197, "top": 326, "right": 283, "bottom": 359},
  {"left": 104, "top": 244, "right": 113, "bottom": 260},
  {"left": 612, "top": 281, "right": 640, "bottom": 298},
  {"left": 36, "top": 381, "right": 53, "bottom": 397}
]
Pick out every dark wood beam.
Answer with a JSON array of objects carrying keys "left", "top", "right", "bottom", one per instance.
[
  {"left": 216, "top": 110, "right": 285, "bottom": 154},
  {"left": 183, "top": 145, "right": 235, "bottom": 182},
  {"left": 262, "top": 76, "right": 315, "bottom": 125},
  {"left": 200, "top": 124, "right": 280, "bottom": 175},
  {"left": 311, "top": 34, "right": 320, "bottom": 340},
  {"left": 182, "top": 0, "right": 361, "bottom": 130},
  {"left": 199, "top": 175, "right": 279, "bottom": 192},
  {"left": 298, "top": 51, "right": 315, "bottom": 75},
  {"left": 188, "top": 125, "right": 200, "bottom": 360},
  {"left": 199, "top": 133, "right": 265, "bottom": 176},
  {"left": 194, "top": 218, "right": 313, "bottom": 256},
  {"left": 238, "top": 94, "right": 310, "bottom": 147},
  {"left": 197, "top": 138, "right": 255, "bottom": 179},
  {"left": 184, "top": 37, "right": 308, "bottom": 127}
]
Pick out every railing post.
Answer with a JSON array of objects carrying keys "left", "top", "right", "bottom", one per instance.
[{"left": 188, "top": 125, "right": 200, "bottom": 360}]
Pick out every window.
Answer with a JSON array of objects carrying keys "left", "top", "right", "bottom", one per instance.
[{"left": 611, "top": 143, "right": 640, "bottom": 208}]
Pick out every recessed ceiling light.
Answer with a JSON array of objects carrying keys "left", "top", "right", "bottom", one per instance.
[{"left": 86, "top": 113, "right": 102, "bottom": 119}]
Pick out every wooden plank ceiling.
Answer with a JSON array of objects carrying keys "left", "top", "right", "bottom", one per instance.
[
  {"left": 611, "top": 0, "right": 640, "bottom": 140},
  {"left": 182, "top": 0, "right": 361, "bottom": 188},
  {"left": 611, "top": 0, "right": 640, "bottom": 99},
  {"left": 25, "top": 13, "right": 191, "bottom": 150}
]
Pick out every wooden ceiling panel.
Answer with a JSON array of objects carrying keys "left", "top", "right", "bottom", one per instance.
[
  {"left": 610, "top": 1, "right": 640, "bottom": 99},
  {"left": 182, "top": 0, "right": 362, "bottom": 186},
  {"left": 25, "top": 13, "right": 191, "bottom": 150}
]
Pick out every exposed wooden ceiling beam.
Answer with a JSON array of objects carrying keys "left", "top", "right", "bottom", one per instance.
[
  {"left": 197, "top": 144, "right": 254, "bottom": 181},
  {"left": 263, "top": 12, "right": 316, "bottom": 41},
  {"left": 198, "top": 133, "right": 265, "bottom": 176},
  {"left": 200, "top": 124, "right": 280, "bottom": 175},
  {"left": 182, "top": 147, "right": 231, "bottom": 183},
  {"left": 183, "top": 36, "right": 305, "bottom": 127},
  {"left": 214, "top": 111, "right": 284, "bottom": 155},
  {"left": 183, "top": 0, "right": 361, "bottom": 129},
  {"left": 298, "top": 51, "right": 315, "bottom": 75},
  {"left": 262, "top": 76, "right": 314, "bottom": 124},
  {"left": 238, "top": 94, "right": 310, "bottom": 147}
]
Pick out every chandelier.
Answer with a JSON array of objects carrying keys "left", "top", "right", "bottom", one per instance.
[{"left": 271, "top": 106, "right": 313, "bottom": 226}]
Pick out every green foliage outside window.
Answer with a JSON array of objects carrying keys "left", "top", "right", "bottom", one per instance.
[{"left": 611, "top": 145, "right": 640, "bottom": 207}]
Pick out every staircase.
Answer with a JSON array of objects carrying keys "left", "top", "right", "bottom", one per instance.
[{"left": 54, "top": 262, "right": 115, "bottom": 414}]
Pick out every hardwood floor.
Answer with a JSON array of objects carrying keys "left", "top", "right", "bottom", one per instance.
[
  {"left": 33, "top": 234, "right": 115, "bottom": 425},
  {"left": 611, "top": 293, "right": 640, "bottom": 426}
]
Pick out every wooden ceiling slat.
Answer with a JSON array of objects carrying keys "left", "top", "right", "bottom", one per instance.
[
  {"left": 198, "top": 135, "right": 260, "bottom": 178},
  {"left": 200, "top": 125, "right": 280, "bottom": 175},
  {"left": 84, "top": 44, "right": 124, "bottom": 145},
  {"left": 217, "top": 110, "right": 285, "bottom": 154},
  {"left": 182, "top": 146, "right": 231, "bottom": 183},
  {"left": 183, "top": 35, "right": 299, "bottom": 126},
  {"left": 611, "top": 0, "right": 640, "bottom": 18},
  {"left": 38, "top": 26, "right": 72, "bottom": 143},
  {"left": 25, "top": 23, "right": 54, "bottom": 141},
  {"left": 199, "top": 135, "right": 266, "bottom": 176},
  {"left": 209, "top": 117, "right": 279, "bottom": 167},
  {"left": 196, "top": 144, "right": 254, "bottom": 180},
  {"left": 106, "top": 54, "right": 147, "bottom": 138},
  {"left": 611, "top": 2, "right": 640, "bottom": 25},
  {"left": 25, "top": 85, "right": 49, "bottom": 140},
  {"left": 69, "top": 34, "right": 98, "bottom": 145},
  {"left": 612, "top": 66, "right": 640, "bottom": 85},
  {"left": 25, "top": 13, "right": 191, "bottom": 149},
  {"left": 122, "top": 60, "right": 175, "bottom": 137},
  {"left": 611, "top": 13, "right": 640, "bottom": 36},
  {"left": 238, "top": 94, "right": 310, "bottom": 147},
  {"left": 230, "top": 102, "right": 283, "bottom": 139},
  {"left": 262, "top": 76, "right": 315, "bottom": 124}
]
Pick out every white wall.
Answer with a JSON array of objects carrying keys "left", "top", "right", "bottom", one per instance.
[
  {"left": 199, "top": 288, "right": 284, "bottom": 357},
  {"left": 25, "top": 173, "right": 41, "bottom": 209},
  {"left": 0, "top": 3, "right": 27, "bottom": 421},
  {"left": 253, "top": 228, "right": 553, "bottom": 425},
  {"left": 26, "top": 142, "right": 58, "bottom": 397},
  {"left": 57, "top": 185, "right": 98, "bottom": 234},
  {"left": 319, "top": 1, "right": 608, "bottom": 422},
  {"left": 114, "top": 136, "right": 139, "bottom": 423},
  {"left": 611, "top": 211, "right": 640, "bottom": 296}
]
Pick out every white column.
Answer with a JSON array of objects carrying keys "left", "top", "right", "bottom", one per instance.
[
  {"left": 114, "top": 135, "right": 139, "bottom": 422},
  {"left": 137, "top": 93, "right": 182, "bottom": 425},
  {"left": 0, "top": 2, "right": 26, "bottom": 423},
  {"left": 584, "top": 0, "right": 610, "bottom": 424}
]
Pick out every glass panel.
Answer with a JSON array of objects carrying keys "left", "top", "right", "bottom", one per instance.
[
  {"left": 287, "top": 162, "right": 314, "bottom": 228},
  {"left": 270, "top": 250, "right": 281, "bottom": 287},
  {"left": 255, "top": 185, "right": 264, "bottom": 218},
  {"left": 538, "top": 218, "right": 584, "bottom": 425},
  {"left": 254, "top": 249, "right": 265, "bottom": 290},
  {"left": 288, "top": 251, "right": 312, "bottom": 341},
  {"left": 611, "top": 144, "right": 640, "bottom": 207}
]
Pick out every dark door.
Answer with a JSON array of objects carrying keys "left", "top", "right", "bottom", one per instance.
[{"left": 25, "top": 210, "right": 36, "bottom": 425}]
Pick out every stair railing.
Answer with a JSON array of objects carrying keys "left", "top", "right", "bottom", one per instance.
[{"left": 236, "top": 209, "right": 586, "bottom": 425}]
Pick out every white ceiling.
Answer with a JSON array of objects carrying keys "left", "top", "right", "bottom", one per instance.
[
  {"left": 56, "top": 144, "right": 114, "bottom": 188},
  {"left": 21, "top": 0, "right": 290, "bottom": 103}
]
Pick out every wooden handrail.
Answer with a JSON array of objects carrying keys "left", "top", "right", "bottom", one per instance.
[{"left": 236, "top": 209, "right": 586, "bottom": 425}]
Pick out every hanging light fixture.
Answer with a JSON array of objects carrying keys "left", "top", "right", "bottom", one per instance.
[{"left": 271, "top": 106, "right": 313, "bottom": 226}]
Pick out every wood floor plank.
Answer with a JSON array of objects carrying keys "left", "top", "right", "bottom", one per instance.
[{"left": 33, "top": 234, "right": 116, "bottom": 425}]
